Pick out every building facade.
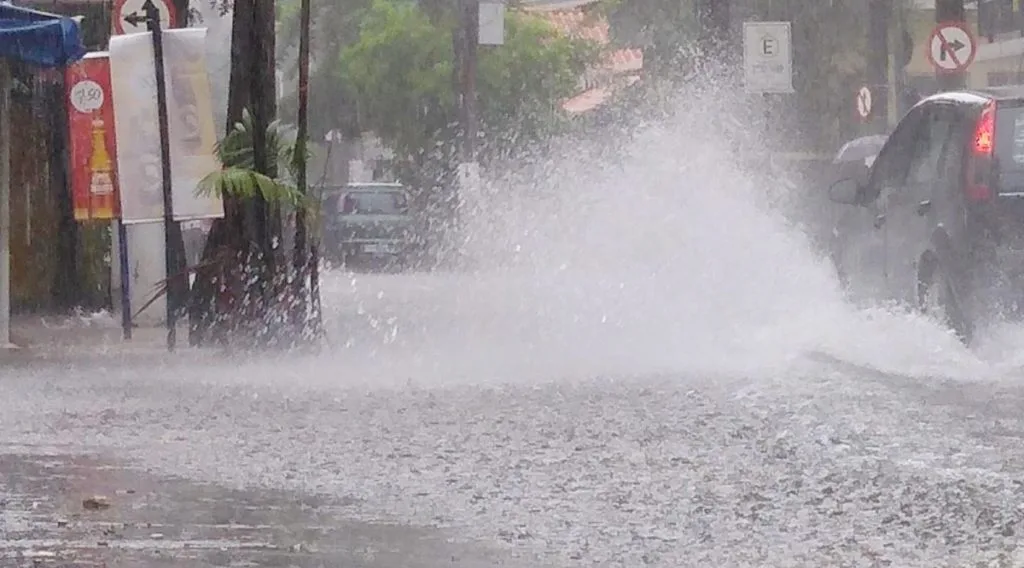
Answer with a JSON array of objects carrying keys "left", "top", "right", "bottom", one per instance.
[{"left": 970, "top": 0, "right": 1024, "bottom": 87}]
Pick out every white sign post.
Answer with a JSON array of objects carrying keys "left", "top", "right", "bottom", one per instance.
[
  {"left": 743, "top": 21, "right": 794, "bottom": 94},
  {"left": 856, "top": 85, "right": 873, "bottom": 120}
]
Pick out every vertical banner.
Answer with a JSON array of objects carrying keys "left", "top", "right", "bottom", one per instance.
[
  {"left": 108, "top": 28, "right": 224, "bottom": 225},
  {"left": 65, "top": 52, "right": 120, "bottom": 221}
]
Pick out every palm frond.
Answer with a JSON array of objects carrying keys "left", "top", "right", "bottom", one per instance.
[{"left": 197, "top": 167, "right": 308, "bottom": 207}]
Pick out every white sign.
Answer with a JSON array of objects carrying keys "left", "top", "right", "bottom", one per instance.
[
  {"left": 113, "top": 0, "right": 174, "bottom": 35},
  {"left": 479, "top": 2, "right": 505, "bottom": 46},
  {"left": 856, "top": 86, "right": 872, "bottom": 119},
  {"left": 69, "top": 80, "right": 104, "bottom": 113},
  {"left": 927, "top": 22, "right": 976, "bottom": 73},
  {"left": 109, "top": 28, "right": 224, "bottom": 224},
  {"left": 743, "top": 21, "right": 793, "bottom": 94}
]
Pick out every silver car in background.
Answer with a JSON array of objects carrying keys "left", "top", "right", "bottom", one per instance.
[{"left": 321, "top": 182, "right": 424, "bottom": 270}]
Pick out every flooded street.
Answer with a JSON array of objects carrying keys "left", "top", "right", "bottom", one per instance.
[
  {"left": 6, "top": 271, "right": 1024, "bottom": 567},
  {"left": 7, "top": 0, "right": 1024, "bottom": 565},
  {"left": 1, "top": 450, "right": 519, "bottom": 567},
  {"left": 8, "top": 88, "right": 1024, "bottom": 566}
]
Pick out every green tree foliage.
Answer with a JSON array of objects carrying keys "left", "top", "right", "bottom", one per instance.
[
  {"left": 197, "top": 109, "right": 309, "bottom": 207},
  {"left": 339, "top": 0, "right": 455, "bottom": 163},
  {"left": 339, "top": 0, "right": 599, "bottom": 167},
  {"left": 591, "top": 0, "right": 699, "bottom": 75},
  {"left": 276, "top": 0, "right": 371, "bottom": 140}
]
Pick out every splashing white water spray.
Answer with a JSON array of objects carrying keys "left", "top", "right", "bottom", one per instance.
[{"left": 317, "top": 85, "right": 1024, "bottom": 389}]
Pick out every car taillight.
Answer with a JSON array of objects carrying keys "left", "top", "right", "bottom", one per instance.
[
  {"left": 967, "top": 101, "right": 996, "bottom": 202},
  {"left": 975, "top": 102, "right": 995, "bottom": 155}
]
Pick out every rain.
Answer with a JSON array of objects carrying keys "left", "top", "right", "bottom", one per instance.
[{"left": 5, "top": 0, "right": 1024, "bottom": 566}]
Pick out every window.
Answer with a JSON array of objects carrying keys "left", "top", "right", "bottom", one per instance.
[
  {"left": 994, "top": 103, "right": 1024, "bottom": 170},
  {"left": 867, "top": 109, "right": 924, "bottom": 199},
  {"left": 993, "top": 102, "right": 1024, "bottom": 192},
  {"left": 904, "top": 108, "right": 956, "bottom": 187},
  {"left": 988, "top": 71, "right": 1014, "bottom": 87},
  {"left": 338, "top": 190, "right": 408, "bottom": 215},
  {"left": 978, "top": 0, "right": 1024, "bottom": 41}
]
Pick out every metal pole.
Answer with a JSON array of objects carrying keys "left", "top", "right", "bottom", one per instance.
[
  {"left": 292, "top": 0, "right": 311, "bottom": 327},
  {"left": 456, "top": 0, "right": 478, "bottom": 248},
  {"left": 936, "top": 0, "right": 966, "bottom": 90},
  {"left": 117, "top": 220, "right": 132, "bottom": 340},
  {"left": 460, "top": 0, "right": 478, "bottom": 166},
  {"left": 143, "top": 0, "right": 178, "bottom": 351},
  {"left": 868, "top": 0, "right": 891, "bottom": 134},
  {"left": 0, "top": 61, "right": 11, "bottom": 347}
]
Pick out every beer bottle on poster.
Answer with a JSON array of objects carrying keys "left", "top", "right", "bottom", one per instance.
[{"left": 88, "top": 118, "right": 115, "bottom": 219}]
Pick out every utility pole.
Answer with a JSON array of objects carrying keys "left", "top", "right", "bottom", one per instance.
[
  {"left": 460, "top": 0, "right": 478, "bottom": 163},
  {"left": 696, "top": 0, "right": 732, "bottom": 66},
  {"left": 868, "top": 0, "right": 891, "bottom": 133},
  {"left": 292, "top": 0, "right": 318, "bottom": 336},
  {"left": 455, "top": 0, "right": 478, "bottom": 256},
  {"left": 936, "top": 0, "right": 966, "bottom": 90}
]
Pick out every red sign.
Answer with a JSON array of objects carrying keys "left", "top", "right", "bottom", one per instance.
[
  {"left": 926, "top": 21, "right": 977, "bottom": 74},
  {"left": 112, "top": 0, "right": 176, "bottom": 35},
  {"left": 65, "top": 53, "right": 120, "bottom": 221}
]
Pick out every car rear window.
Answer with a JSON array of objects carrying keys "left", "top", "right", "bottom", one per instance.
[
  {"left": 996, "top": 103, "right": 1024, "bottom": 170},
  {"left": 338, "top": 190, "right": 408, "bottom": 215}
]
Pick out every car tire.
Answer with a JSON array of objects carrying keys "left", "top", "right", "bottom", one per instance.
[{"left": 918, "top": 259, "right": 973, "bottom": 345}]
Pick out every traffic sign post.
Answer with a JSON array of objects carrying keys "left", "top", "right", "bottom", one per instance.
[
  {"left": 856, "top": 85, "right": 873, "bottom": 121},
  {"left": 112, "top": 0, "right": 174, "bottom": 35},
  {"left": 926, "top": 21, "right": 976, "bottom": 75},
  {"left": 744, "top": 21, "right": 792, "bottom": 171},
  {"left": 743, "top": 21, "right": 794, "bottom": 94}
]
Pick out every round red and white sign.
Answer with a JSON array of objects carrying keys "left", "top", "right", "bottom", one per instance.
[
  {"left": 927, "top": 21, "right": 976, "bottom": 74},
  {"left": 112, "top": 0, "right": 175, "bottom": 35},
  {"left": 856, "top": 86, "right": 872, "bottom": 119}
]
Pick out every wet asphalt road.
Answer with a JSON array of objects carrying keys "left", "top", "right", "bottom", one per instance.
[
  {"left": 6, "top": 271, "right": 1024, "bottom": 567},
  {"left": 1, "top": 450, "right": 520, "bottom": 567}
]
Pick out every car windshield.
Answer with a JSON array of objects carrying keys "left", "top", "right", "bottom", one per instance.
[{"left": 338, "top": 189, "right": 408, "bottom": 215}]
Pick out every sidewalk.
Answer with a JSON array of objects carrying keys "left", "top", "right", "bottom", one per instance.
[
  {"left": 0, "top": 448, "right": 527, "bottom": 567},
  {"left": 3, "top": 313, "right": 217, "bottom": 368}
]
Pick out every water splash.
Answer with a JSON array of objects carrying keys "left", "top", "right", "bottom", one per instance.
[{"left": 294, "top": 80, "right": 1024, "bottom": 391}]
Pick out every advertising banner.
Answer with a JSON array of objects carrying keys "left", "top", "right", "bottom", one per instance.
[
  {"left": 109, "top": 28, "right": 224, "bottom": 225},
  {"left": 65, "top": 52, "right": 120, "bottom": 221}
]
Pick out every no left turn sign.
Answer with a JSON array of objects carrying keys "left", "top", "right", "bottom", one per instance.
[
  {"left": 927, "top": 21, "right": 976, "bottom": 73},
  {"left": 112, "top": 0, "right": 175, "bottom": 35},
  {"left": 856, "top": 86, "right": 872, "bottom": 120}
]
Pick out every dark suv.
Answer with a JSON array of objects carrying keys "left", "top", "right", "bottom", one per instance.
[{"left": 828, "top": 87, "right": 1024, "bottom": 343}]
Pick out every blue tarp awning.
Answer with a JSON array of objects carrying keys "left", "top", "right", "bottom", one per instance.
[{"left": 0, "top": 2, "right": 85, "bottom": 68}]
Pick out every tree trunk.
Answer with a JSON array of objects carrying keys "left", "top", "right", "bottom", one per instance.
[{"left": 188, "top": 0, "right": 285, "bottom": 348}]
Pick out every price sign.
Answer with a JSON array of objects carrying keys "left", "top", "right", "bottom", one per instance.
[{"left": 70, "top": 80, "right": 105, "bottom": 113}]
